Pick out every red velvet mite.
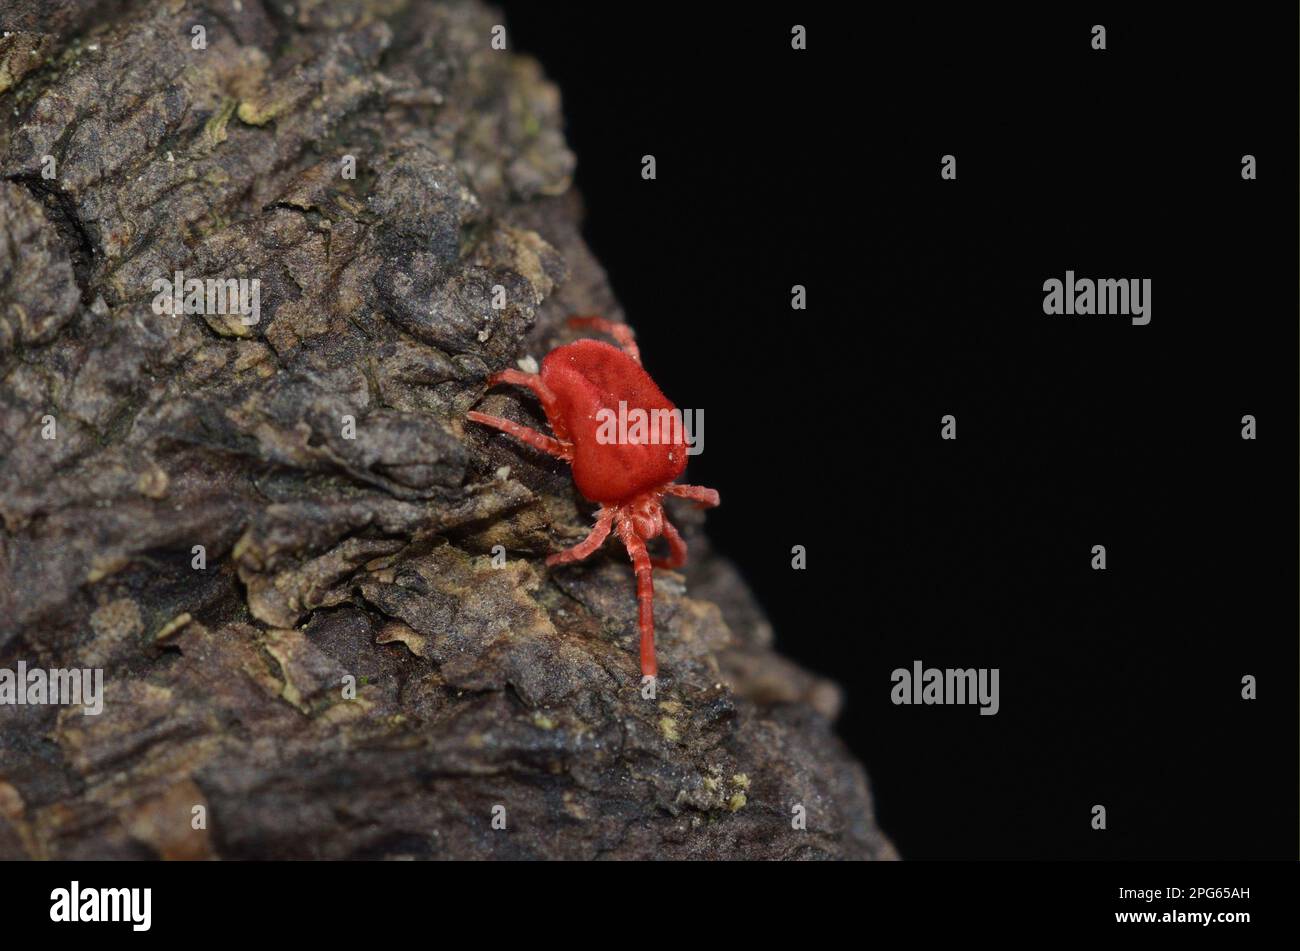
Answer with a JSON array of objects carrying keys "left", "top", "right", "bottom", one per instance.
[{"left": 468, "top": 316, "right": 719, "bottom": 681}]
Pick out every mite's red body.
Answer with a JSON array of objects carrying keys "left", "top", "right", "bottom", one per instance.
[
  {"left": 542, "top": 338, "right": 686, "bottom": 502},
  {"left": 467, "top": 317, "right": 719, "bottom": 679}
]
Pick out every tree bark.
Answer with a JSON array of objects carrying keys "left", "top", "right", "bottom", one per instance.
[{"left": 0, "top": 0, "right": 895, "bottom": 860}]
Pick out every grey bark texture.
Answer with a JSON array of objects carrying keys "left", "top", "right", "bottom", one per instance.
[{"left": 0, "top": 0, "right": 896, "bottom": 859}]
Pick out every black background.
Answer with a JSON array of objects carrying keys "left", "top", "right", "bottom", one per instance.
[{"left": 500, "top": 3, "right": 1298, "bottom": 859}]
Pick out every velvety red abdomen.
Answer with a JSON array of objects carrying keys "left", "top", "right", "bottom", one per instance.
[{"left": 541, "top": 339, "right": 687, "bottom": 503}]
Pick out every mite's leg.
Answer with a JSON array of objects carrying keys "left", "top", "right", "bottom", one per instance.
[
  {"left": 483, "top": 369, "right": 573, "bottom": 441},
  {"left": 663, "top": 483, "right": 720, "bottom": 508},
  {"left": 466, "top": 411, "right": 572, "bottom": 460},
  {"left": 651, "top": 517, "right": 687, "bottom": 569},
  {"left": 568, "top": 316, "right": 641, "bottom": 365},
  {"left": 547, "top": 507, "right": 615, "bottom": 566},
  {"left": 617, "top": 519, "right": 658, "bottom": 678}
]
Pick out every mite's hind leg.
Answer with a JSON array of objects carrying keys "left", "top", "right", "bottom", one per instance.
[{"left": 568, "top": 316, "right": 641, "bottom": 365}]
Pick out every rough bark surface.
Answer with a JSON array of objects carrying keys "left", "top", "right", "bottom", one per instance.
[{"left": 0, "top": 0, "right": 895, "bottom": 859}]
